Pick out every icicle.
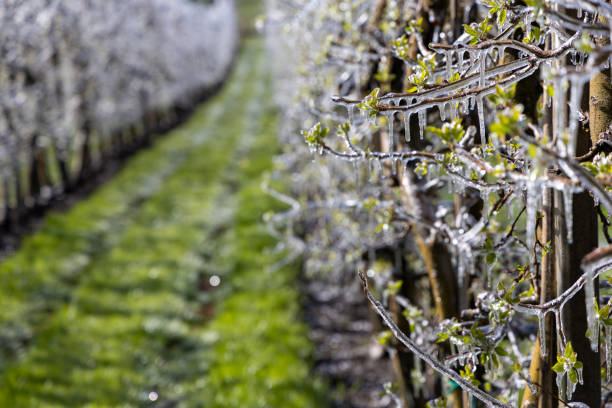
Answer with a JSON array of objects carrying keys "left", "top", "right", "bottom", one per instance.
[
  {"left": 445, "top": 50, "right": 452, "bottom": 81},
  {"left": 556, "top": 369, "right": 564, "bottom": 394},
  {"left": 450, "top": 101, "right": 457, "bottom": 120},
  {"left": 567, "top": 366, "right": 581, "bottom": 399},
  {"left": 457, "top": 247, "right": 465, "bottom": 304},
  {"left": 553, "top": 77, "right": 567, "bottom": 155},
  {"left": 538, "top": 310, "right": 548, "bottom": 357},
  {"left": 461, "top": 98, "right": 469, "bottom": 115},
  {"left": 348, "top": 104, "right": 355, "bottom": 124},
  {"left": 469, "top": 50, "right": 477, "bottom": 74},
  {"left": 526, "top": 179, "right": 538, "bottom": 273},
  {"left": 456, "top": 244, "right": 470, "bottom": 311},
  {"left": 498, "top": 46, "right": 506, "bottom": 63},
  {"left": 525, "top": 14, "right": 533, "bottom": 38},
  {"left": 482, "top": 189, "right": 490, "bottom": 221},
  {"left": 439, "top": 103, "right": 446, "bottom": 122},
  {"left": 577, "top": 8, "right": 582, "bottom": 18},
  {"left": 584, "top": 261, "right": 599, "bottom": 351},
  {"left": 469, "top": 95, "right": 476, "bottom": 110},
  {"left": 376, "top": 158, "right": 386, "bottom": 180},
  {"left": 403, "top": 112, "right": 411, "bottom": 142},
  {"left": 485, "top": 258, "right": 494, "bottom": 289},
  {"left": 418, "top": 110, "right": 426, "bottom": 140},
  {"left": 456, "top": 178, "right": 465, "bottom": 195},
  {"left": 458, "top": 51, "right": 464, "bottom": 75},
  {"left": 477, "top": 97, "right": 485, "bottom": 145},
  {"left": 567, "top": 79, "right": 584, "bottom": 159},
  {"left": 563, "top": 185, "right": 573, "bottom": 243},
  {"left": 387, "top": 112, "right": 395, "bottom": 152},
  {"left": 479, "top": 50, "right": 487, "bottom": 87},
  {"left": 368, "top": 159, "right": 376, "bottom": 182}
]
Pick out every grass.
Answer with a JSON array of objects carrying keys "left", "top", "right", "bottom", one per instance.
[
  {"left": 0, "top": 38, "right": 327, "bottom": 407},
  {"left": 237, "top": 0, "right": 263, "bottom": 34}
]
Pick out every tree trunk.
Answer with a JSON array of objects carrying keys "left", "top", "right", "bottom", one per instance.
[
  {"left": 522, "top": 186, "right": 557, "bottom": 408},
  {"left": 555, "top": 76, "right": 601, "bottom": 405}
]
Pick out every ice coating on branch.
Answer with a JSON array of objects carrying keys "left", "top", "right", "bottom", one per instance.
[{"left": 268, "top": 0, "right": 612, "bottom": 405}]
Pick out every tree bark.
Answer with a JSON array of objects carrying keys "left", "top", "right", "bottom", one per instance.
[{"left": 555, "top": 76, "right": 601, "bottom": 405}]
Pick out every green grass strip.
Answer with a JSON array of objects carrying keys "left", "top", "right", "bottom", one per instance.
[{"left": 199, "top": 48, "right": 328, "bottom": 408}]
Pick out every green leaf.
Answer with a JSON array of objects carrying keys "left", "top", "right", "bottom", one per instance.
[
  {"left": 552, "top": 361, "right": 564, "bottom": 373},
  {"left": 495, "top": 345, "right": 508, "bottom": 356},
  {"left": 462, "top": 24, "right": 479, "bottom": 37},
  {"left": 599, "top": 304, "right": 609, "bottom": 319},
  {"left": 498, "top": 8, "right": 507, "bottom": 26},
  {"left": 385, "top": 280, "right": 403, "bottom": 296},
  {"left": 377, "top": 330, "right": 392, "bottom": 345},
  {"left": 486, "top": 252, "right": 496, "bottom": 265},
  {"left": 449, "top": 72, "right": 461, "bottom": 82},
  {"left": 565, "top": 342, "right": 574, "bottom": 359}
]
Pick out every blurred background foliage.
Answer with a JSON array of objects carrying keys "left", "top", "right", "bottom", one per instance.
[{"left": 0, "top": 1, "right": 328, "bottom": 407}]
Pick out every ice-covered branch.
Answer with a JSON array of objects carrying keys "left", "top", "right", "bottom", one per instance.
[{"left": 359, "top": 271, "right": 513, "bottom": 408}]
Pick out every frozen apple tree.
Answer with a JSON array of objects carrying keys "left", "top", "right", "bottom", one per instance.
[
  {"left": 264, "top": 0, "right": 612, "bottom": 406},
  {"left": 0, "top": 0, "right": 237, "bottom": 230}
]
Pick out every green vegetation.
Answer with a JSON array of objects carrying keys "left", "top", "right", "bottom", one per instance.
[
  {"left": 0, "top": 38, "right": 326, "bottom": 407},
  {"left": 237, "top": 0, "right": 263, "bottom": 34}
]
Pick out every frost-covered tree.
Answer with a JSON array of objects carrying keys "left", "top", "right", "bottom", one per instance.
[
  {"left": 264, "top": 0, "right": 612, "bottom": 406},
  {"left": 0, "top": 0, "right": 237, "bottom": 228}
]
